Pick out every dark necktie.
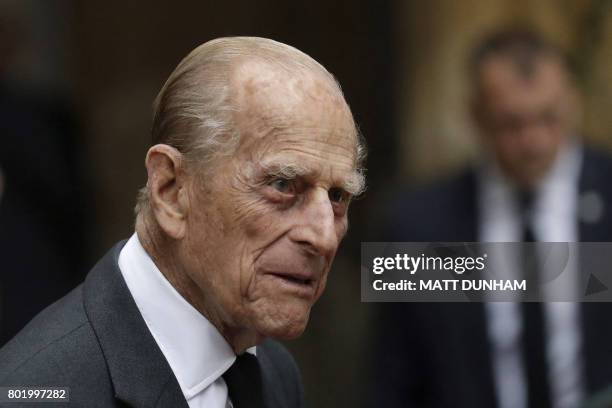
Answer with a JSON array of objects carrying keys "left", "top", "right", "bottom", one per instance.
[
  {"left": 223, "top": 353, "right": 266, "bottom": 408},
  {"left": 518, "top": 190, "right": 552, "bottom": 408}
]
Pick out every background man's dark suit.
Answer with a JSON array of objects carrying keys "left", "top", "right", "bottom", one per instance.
[
  {"left": 0, "top": 242, "right": 303, "bottom": 407},
  {"left": 368, "top": 147, "right": 612, "bottom": 408}
]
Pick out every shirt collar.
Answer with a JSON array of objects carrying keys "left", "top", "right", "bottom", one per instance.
[
  {"left": 478, "top": 140, "right": 582, "bottom": 213},
  {"left": 118, "top": 233, "right": 255, "bottom": 400}
]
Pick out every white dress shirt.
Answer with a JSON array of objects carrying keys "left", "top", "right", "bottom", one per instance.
[
  {"left": 479, "top": 142, "right": 584, "bottom": 408},
  {"left": 118, "top": 233, "right": 255, "bottom": 408}
]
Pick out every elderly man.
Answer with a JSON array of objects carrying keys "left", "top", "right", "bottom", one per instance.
[{"left": 0, "top": 37, "right": 365, "bottom": 407}]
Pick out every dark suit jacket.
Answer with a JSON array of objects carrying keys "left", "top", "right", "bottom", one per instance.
[
  {"left": 368, "top": 147, "right": 612, "bottom": 408},
  {"left": 0, "top": 241, "right": 304, "bottom": 407}
]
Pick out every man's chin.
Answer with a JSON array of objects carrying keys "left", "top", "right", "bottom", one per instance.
[
  {"left": 252, "top": 306, "right": 311, "bottom": 340},
  {"left": 266, "top": 321, "right": 308, "bottom": 340}
]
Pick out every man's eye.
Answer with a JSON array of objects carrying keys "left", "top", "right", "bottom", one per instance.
[
  {"left": 269, "top": 178, "right": 293, "bottom": 194},
  {"left": 329, "top": 187, "right": 348, "bottom": 203}
]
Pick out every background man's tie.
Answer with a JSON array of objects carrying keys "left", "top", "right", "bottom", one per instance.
[{"left": 518, "top": 190, "right": 552, "bottom": 408}]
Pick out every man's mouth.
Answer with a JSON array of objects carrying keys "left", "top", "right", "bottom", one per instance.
[
  {"left": 266, "top": 272, "right": 317, "bottom": 297},
  {"left": 269, "top": 272, "right": 313, "bottom": 286}
]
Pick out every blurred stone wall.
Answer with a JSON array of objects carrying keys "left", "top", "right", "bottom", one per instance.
[{"left": 395, "top": 0, "right": 612, "bottom": 183}]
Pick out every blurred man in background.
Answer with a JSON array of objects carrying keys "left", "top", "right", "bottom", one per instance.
[{"left": 369, "top": 28, "right": 612, "bottom": 408}]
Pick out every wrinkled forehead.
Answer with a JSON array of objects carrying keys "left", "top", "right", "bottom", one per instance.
[
  {"left": 229, "top": 59, "right": 358, "bottom": 160},
  {"left": 233, "top": 60, "right": 354, "bottom": 130},
  {"left": 232, "top": 58, "right": 342, "bottom": 101}
]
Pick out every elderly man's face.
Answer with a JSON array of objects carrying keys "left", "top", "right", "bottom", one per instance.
[
  {"left": 473, "top": 56, "right": 579, "bottom": 188},
  {"left": 182, "top": 62, "right": 360, "bottom": 341}
]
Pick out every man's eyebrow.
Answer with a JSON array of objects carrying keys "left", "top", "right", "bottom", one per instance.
[
  {"left": 257, "top": 161, "right": 366, "bottom": 196},
  {"left": 259, "top": 162, "right": 310, "bottom": 179},
  {"left": 343, "top": 171, "right": 366, "bottom": 197}
]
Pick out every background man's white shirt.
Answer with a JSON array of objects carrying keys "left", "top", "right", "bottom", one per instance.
[{"left": 479, "top": 142, "right": 584, "bottom": 408}]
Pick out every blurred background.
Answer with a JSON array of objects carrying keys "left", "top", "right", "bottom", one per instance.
[{"left": 3, "top": 0, "right": 612, "bottom": 407}]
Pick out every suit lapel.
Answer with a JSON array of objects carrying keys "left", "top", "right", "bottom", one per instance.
[
  {"left": 577, "top": 148, "right": 612, "bottom": 394},
  {"left": 577, "top": 147, "right": 611, "bottom": 241},
  {"left": 456, "top": 168, "right": 479, "bottom": 243},
  {"left": 467, "top": 169, "right": 497, "bottom": 406},
  {"left": 451, "top": 303, "right": 497, "bottom": 407},
  {"left": 448, "top": 170, "right": 497, "bottom": 406},
  {"left": 83, "top": 242, "right": 188, "bottom": 408}
]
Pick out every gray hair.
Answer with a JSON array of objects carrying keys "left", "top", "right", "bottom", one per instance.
[{"left": 135, "top": 36, "right": 366, "bottom": 214}]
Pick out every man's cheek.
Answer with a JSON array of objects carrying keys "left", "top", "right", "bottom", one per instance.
[
  {"left": 337, "top": 218, "right": 349, "bottom": 241},
  {"left": 314, "top": 270, "right": 330, "bottom": 301},
  {"left": 229, "top": 193, "right": 277, "bottom": 227}
]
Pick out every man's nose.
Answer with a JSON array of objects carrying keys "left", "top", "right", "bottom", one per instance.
[{"left": 289, "top": 189, "right": 339, "bottom": 256}]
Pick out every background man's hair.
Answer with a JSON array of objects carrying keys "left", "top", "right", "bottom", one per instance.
[
  {"left": 135, "top": 36, "right": 366, "bottom": 215},
  {"left": 469, "top": 27, "right": 572, "bottom": 83}
]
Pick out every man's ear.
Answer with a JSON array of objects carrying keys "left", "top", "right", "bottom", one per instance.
[{"left": 145, "top": 144, "right": 190, "bottom": 239}]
